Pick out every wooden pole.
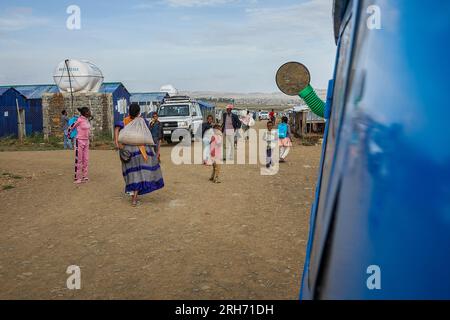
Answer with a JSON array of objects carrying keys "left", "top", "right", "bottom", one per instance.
[
  {"left": 302, "top": 111, "right": 307, "bottom": 136},
  {"left": 16, "top": 98, "right": 24, "bottom": 143}
]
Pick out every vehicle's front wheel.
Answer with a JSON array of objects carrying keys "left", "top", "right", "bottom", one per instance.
[{"left": 165, "top": 137, "right": 173, "bottom": 144}]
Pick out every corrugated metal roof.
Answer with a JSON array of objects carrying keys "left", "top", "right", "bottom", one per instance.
[
  {"left": 14, "top": 85, "right": 59, "bottom": 99},
  {"left": 291, "top": 104, "right": 325, "bottom": 121},
  {"left": 0, "top": 84, "right": 59, "bottom": 99},
  {"left": 99, "top": 82, "right": 127, "bottom": 94},
  {"left": 1, "top": 82, "right": 129, "bottom": 98},
  {"left": 0, "top": 87, "right": 11, "bottom": 96},
  {"left": 130, "top": 92, "right": 168, "bottom": 103},
  {"left": 292, "top": 105, "right": 309, "bottom": 112}
]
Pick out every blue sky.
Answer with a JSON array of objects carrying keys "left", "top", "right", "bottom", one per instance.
[{"left": 0, "top": 0, "right": 336, "bottom": 92}]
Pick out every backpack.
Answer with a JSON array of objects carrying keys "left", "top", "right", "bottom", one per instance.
[
  {"left": 68, "top": 116, "right": 79, "bottom": 139},
  {"left": 278, "top": 123, "right": 288, "bottom": 139}
]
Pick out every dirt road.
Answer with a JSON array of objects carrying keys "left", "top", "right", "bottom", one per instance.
[{"left": 0, "top": 127, "right": 321, "bottom": 299}]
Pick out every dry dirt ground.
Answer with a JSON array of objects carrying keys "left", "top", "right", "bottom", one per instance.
[{"left": 0, "top": 125, "right": 321, "bottom": 300}]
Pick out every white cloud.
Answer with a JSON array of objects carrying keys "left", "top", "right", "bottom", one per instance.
[{"left": 0, "top": 7, "right": 48, "bottom": 32}]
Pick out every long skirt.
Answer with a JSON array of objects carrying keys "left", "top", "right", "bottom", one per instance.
[{"left": 122, "top": 145, "right": 164, "bottom": 196}]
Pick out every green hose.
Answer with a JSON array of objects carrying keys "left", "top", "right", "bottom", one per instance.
[{"left": 299, "top": 84, "right": 325, "bottom": 118}]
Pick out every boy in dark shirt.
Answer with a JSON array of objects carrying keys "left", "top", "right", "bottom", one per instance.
[{"left": 149, "top": 112, "right": 163, "bottom": 161}]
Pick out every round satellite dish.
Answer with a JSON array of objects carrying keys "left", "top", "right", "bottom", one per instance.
[
  {"left": 160, "top": 84, "right": 179, "bottom": 97},
  {"left": 276, "top": 61, "right": 311, "bottom": 96}
]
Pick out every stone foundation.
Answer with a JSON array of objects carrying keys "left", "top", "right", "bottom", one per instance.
[{"left": 42, "top": 92, "right": 114, "bottom": 139}]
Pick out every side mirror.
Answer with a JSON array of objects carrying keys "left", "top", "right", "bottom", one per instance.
[
  {"left": 276, "top": 61, "right": 325, "bottom": 118},
  {"left": 275, "top": 61, "right": 311, "bottom": 96}
]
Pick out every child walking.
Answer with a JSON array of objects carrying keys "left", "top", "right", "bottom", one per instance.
[
  {"left": 209, "top": 124, "right": 223, "bottom": 183},
  {"left": 263, "top": 121, "right": 277, "bottom": 168},
  {"left": 278, "top": 116, "right": 292, "bottom": 162},
  {"left": 67, "top": 107, "right": 91, "bottom": 184}
]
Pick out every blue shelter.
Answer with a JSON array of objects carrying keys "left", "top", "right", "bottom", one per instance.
[
  {"left": 99, "top": 82, "right": 131, "bottom": 124},
  {"left": 0, "top": 84, "right": 59, "bottom": 137},
  {"left": 130, "top": 92, "right": 169, "bottom": 117},
  {"left": 197, "top": 100, "right": 216, "bottom": 121}
]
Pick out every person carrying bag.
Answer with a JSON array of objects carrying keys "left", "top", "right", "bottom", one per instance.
[{"left": 114, "top": 103, "right": 164, "bottom": 206}]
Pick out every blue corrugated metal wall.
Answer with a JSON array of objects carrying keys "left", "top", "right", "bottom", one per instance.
[
  {"left": 99, "top": 83, "right": 131, "bottom": 125},
  {"left": 112, "top": 84, "right": 131, "bottom": 124},
  {"left": 0, "top": 85, "right": 54, "bottom": 137},
  {"left": 27, "top": 99, "right": 44, "bottom": 134},
  {"left": 0, "top": 88, "right": 27, "bottom": 137}
]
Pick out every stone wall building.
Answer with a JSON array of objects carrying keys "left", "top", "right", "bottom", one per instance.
[
  {"left": 42, "top": 92, "right": 113, "bottom": 139},
  {"left": 41, "top": 82, "right": 130, "bottom": 139}
]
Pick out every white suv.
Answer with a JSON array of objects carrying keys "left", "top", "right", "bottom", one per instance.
[
  {"left": 156, "top": 96, "right": 203, "bottom": 144},
  {"left": 259, "top": 111, "right": 269, "bottom": 120}
]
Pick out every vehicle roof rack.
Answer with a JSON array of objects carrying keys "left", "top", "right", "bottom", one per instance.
[
  {"left": 162, "top": 95, "right": 196, "bottom": 104},
  {"left": 165, "top": 95, "right": 191, "bottom": 100}
]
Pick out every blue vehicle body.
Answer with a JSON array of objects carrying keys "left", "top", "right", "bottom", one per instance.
[{"left": 300, "top": 0, "right": 450, "bottom": 299}]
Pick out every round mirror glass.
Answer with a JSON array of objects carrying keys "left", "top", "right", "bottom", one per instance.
[{"left": 276, "top": 61, "right": 311, "bottom": 96}]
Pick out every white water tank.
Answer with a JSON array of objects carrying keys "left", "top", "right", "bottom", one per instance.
[
  {"left": 160, "top": 84, "right": 178, "bottom": 97},
  {"left": 53, "top": 59, "right": 104, "bottom": 93}
]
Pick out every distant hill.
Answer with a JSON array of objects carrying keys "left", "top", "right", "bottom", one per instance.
[{"left": 181, "top": 90, "right": 327, "bottom": 110}]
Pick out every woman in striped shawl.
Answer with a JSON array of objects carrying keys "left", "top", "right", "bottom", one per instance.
[{"left": 114, "top": 103, "right": 164, "bottom": 206}]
